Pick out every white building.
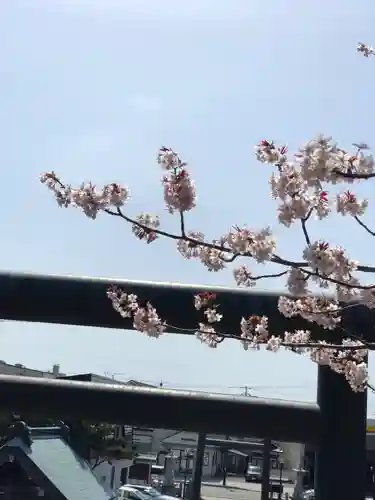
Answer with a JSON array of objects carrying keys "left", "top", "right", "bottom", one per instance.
[{"left": 92, "top": 426, "right": 304, "bottom": 492}]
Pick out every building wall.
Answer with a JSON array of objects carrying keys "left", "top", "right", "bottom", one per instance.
[
  {"left": 91, "top": 458, "right": 133, "bottom": 495},
  {"left": 160, "top": 431, "right": 220, "bottom": 476},
  {"left": 278, "top": 442, "right": 305, "bottom": 482},
  {"left": 169, "top": 447, "right": 218, "bottom": 477}
]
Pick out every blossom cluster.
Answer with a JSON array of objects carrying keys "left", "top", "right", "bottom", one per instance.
[
  {"left": 40, "top": 172, "right": 130, "bottom": 219},
  {"left": 278, "top": 296, "right": 341, "bottom": 330},
  {"left": 106, "top": 288, "right": 368, "bottom": 391},
  {"left": 157, "top": 148, "right": 197, "bottom": 213},
  {"left": 40, "top": 43, "right": 375, "bottom": 391},
  {"left": 357, "top": 42, "right": 375, "bottom": 57},
  {"left": 177, "top": 226, "right": 276, "bottom": 274},
  {"left": 193, "top": 292, "right": 224, "bottom": 347},
  {"left": 106, "top": 287, "right": 166, "bottom": 338},
  {"left": 257, "top": 135, "right": 372, "bottom": 228}
]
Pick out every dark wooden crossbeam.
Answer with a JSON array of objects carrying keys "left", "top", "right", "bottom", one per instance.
[
  {"left": 0, "top": 271, "right": 372, "bottom": 338},
  {"left": 0, "top": 374, "right": 319, "bottom": 443}
]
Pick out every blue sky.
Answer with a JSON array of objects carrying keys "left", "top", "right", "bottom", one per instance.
[{"left": 1, "top": 0, "right": 375, "bottom": 413}]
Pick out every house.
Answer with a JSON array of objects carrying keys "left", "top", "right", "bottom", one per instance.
[
  {"left": 154, "top": 431, "right": 285, "bottom": 477},
  {"left": 0, "top": 424, "right": 108, "bottom": 500}
]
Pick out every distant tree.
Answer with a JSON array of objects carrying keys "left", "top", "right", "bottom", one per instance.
[
  {"left": 68, "top": 421, "right": 135, "bottom": 469},
  {"left": 0, "top": 415, "right": 135, "bottom": 468}
]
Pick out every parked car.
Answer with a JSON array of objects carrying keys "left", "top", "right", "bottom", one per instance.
[
  {"left": 150, "top": 478, "right": 182, "bottom": 497},
  {"left": 301, "top": 489, "right": 315, "bottom": 500},
  {"left": 245, "top": 465, "right": 262, "bottom": 482},
  {"left": 117, "top": 486, "right": 150, "bottom": 500},
  {"left": 127, "top": 485, "right": 176, "bottom": 500}
]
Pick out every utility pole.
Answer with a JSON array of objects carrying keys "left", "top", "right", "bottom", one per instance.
[
  {"left": 261, "top": 437, "right": 271, "bottom": 500},
  {"left": 191, "top": 432, "right": 206, "bottom": 500},
  {"left": 222, "top": 437, "right": 228, "bottom": 486}
]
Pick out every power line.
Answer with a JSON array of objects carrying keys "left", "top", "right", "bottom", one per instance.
[{"left": 104, "top": 372, "right": 310, "bottom": 391}]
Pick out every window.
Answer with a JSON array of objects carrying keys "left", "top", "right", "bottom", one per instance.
[{"left": 204, "top": 453, "right": 209, "bottom": 466}]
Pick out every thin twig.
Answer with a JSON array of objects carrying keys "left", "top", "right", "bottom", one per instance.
[
  {"left": 354, "top": 216, "right": 375, "bottom": 236},
  {"left": 49, "top": 174, "right": 375, "bottom": 276},
  {"left": 334, "top": 169, "right": 375, "bottom": 180},
  {"left": 105, "top": 207, "right": 375, "bottom": 286},
  {"left": 300, "top": 268, "right": 374, "bottom": 290},
  {"left": 179, "top": 211, "right": 186, "bottom": 238},
  {"left": 165, "top": 324, "right": 372, "bottom": 350},
  {"left": 251, "top": 271, "right": 288, "bottom": 280},
  {"left": 301, "top": 208, "right": 313, "bottom": 246},
  {"left": 301, "top": 219, "right": 311, "bottom": 246}
]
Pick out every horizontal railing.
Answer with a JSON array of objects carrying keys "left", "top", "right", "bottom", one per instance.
[
  {"left": 0, "top": 271, "right": 350, "bottom": 337},
  {"left": 0, "top": 374, "right": 319, "bottom": 443}
]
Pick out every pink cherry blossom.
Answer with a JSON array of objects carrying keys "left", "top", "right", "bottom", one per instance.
[{"left": 40, "top": 42, "right": 375, "bottom": 392}]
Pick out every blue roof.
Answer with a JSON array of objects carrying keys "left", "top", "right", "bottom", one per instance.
[{"left": 0, "top": 427, "right": 109, "bottom": 500}]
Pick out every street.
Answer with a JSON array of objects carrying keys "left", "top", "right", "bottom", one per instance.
[{"left": 201, "top": 477, "right": 294, "bottom": 500}]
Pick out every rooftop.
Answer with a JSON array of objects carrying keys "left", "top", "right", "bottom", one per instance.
[
  {"left": 0, "top": 360, "right": 154, "bottom": 388},
  {"left": 0, "top": 426, "right": 108, "bottom": 500}
]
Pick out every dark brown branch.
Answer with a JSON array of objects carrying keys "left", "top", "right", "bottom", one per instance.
[
  {"left": 251, "top": 270, "right": 288, "bottom": 280},
  {"left": 221, "top": 254, "right": 240, "bottom": 263},
  {"left": 48, "top": 176, "right": 375, "bottom": 281},
  {"left": 165, "top": 324, "right": 372, "bottom": 350},
  {"left": 105, "top": 208, "right": 375, "bottom": 283},
  {"left": 334, "top": 170, "right": 375, "bottom": 180},
  {"left": 301, "top": 218, "right": 311, "bottom": 246},
  {"left": 91, "top": 456, "right": 109, "bottom": 470},
  {"left": 179, "top": 211, "right": 186, "bottom": 237},
  {"left": 354, "top": 216, "right": 375, "bottom": 236},
  {"left": 300, "top": 268, "right": 374, "bottom": 290}
]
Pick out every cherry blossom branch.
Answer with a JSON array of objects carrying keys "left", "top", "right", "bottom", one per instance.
[
  {"left": 110, "top": 206, "right": 375, "bottom": 281},
  {"left": 41, "top": 173, "right": 375, "bottom": 293},
  {"left": 354, "top": 216, "right": 375, "bottom": 236},
  {"left": 334, "top": 170, "right": 375, "bottom": 180},
  {"left": 271, "top": 255, "right": 375, "bottom": 274},
  {"left": 39, "top": 42, "right": 375, "bottom": 393},
  {"left": 299, "top": 268, "right": 373, "bottom": 289},
  {"left": 105, "top": 287, "right": 369, "bottom": 392},
  {"left": 301, "top": 218, "right": 311, "bottom": 246},
  {"left": 108, "top": 287, "right": 370, "bottom": 351},
  {"left": 179, "top": 211, "right": 186, "bottom": 238},
  {"left": 106, "top": 208, "right": 375, "bottom": 290},
  {"left": 167, "top": 325, "right": 372, "bottom": 351},
  {"left": 40, "top": 174, "right": 375, "bottom": 279}
]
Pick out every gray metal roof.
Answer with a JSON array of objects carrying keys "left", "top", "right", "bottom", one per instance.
[
  {"left": 0, "top": 360, "right": 64, "bottom": 378},
  {"left": 59, "top": 373, "right": 155, "bottom": 387},
  {"left": 0, "top": 427, "right": 108, "bottom": 500}
]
